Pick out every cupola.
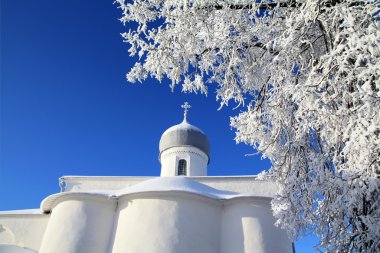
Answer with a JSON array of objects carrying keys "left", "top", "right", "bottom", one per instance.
[{"left": 159, "top": 102, "right": 210, "bottom": 176}]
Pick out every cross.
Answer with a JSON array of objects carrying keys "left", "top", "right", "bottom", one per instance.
[{"left": 181, "top": 102, "right": 191, "bottom": 119}]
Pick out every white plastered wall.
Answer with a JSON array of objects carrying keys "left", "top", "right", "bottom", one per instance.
[
  {"left": 111, "top": 192, "right": 221, "bottom": 253},
  {"left": 2, "top": 179, "right": 291, "bottom": 253},
  {"left": 39, "top": 195, "right": 116, "bottom": 253},
  {"left": 160, "top": 146, "right": 208, "bottom": 176},
  {"left": 221, "top": 198, "right": 293, "bottom": 253}
]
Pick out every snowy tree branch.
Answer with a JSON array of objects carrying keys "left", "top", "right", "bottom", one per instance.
[{"left": 116, "top": 0, "right": 380, "bottom": 251}]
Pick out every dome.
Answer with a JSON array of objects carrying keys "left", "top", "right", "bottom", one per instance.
[{"left": 159, "top": 118, "right": 210, "bottom": 162}]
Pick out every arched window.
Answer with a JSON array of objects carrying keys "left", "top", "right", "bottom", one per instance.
[{"left": 177, "top": 159, "right": 187, "bottom": 176}]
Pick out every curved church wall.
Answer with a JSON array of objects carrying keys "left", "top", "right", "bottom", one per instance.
[
  {"left": 39, "top": 195, "right": 116, "bottom": 253},
  {"left": 32, "top": 181, "right": 291, "bottom": 253},
  {"left": 111, "top": 192, "right": 221, "bottom": 253},
  {"left": 221, "top": 198, "right": 292, "bottom": 253}
]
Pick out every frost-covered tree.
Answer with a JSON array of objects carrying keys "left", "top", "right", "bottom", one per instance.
[{"left": 115, "top": 0, "right": 380, "bottom": 251}]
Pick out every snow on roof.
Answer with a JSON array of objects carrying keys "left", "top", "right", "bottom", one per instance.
[
  {"left": 40, "top": 177, "right": 273, "bottom": 212},
  {"left": 59, "top": 175, "right": 278, "bottom": 198},
  {"left": 0, "top": 209, "right": 43, "bottom": 215},
  {"left": 114, "top": 177, "right": 237, "bottom": 199},
  {"left": 0, "top": 245, "right": 38, "bottom": 253}
]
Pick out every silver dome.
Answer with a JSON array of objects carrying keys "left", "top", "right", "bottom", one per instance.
[{"left": 159, "top": 119, "right": 210, "bottom": 163}]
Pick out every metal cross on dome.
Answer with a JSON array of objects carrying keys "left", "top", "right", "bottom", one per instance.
[{"left": 181, "top": 102, "right": 191, "bottom": 119}]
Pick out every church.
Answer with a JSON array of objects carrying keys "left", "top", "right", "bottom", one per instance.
[{"left": 0, "top": 103, "right": 293, "bottom": 253}]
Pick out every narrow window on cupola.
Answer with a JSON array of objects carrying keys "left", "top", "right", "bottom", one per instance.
[{"left": 177, "top": 159, "right": 187, "bottom": 176}]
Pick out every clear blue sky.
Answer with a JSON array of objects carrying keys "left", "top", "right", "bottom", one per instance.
[{"left": 1, "top": 1, "right": 318, "bottom": 251}]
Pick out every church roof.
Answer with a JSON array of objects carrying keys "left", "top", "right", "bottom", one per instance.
[
  {"left": 115, "top": 177, "right": 234, "bottom": 198},
  {"left": 40, "top": 176, "right": 276, "bottom": 212},
  {"left": 58, "top": 175, "right": 278, "bottom": 196}
]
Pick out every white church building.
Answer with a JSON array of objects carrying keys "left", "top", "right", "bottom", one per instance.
[{"left": 0, "top": 103, "right": 293, "bottom": 253}]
